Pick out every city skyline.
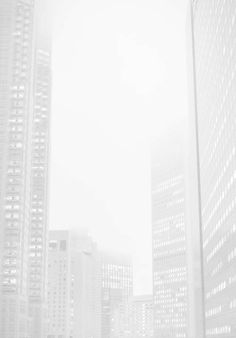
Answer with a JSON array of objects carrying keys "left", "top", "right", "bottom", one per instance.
[
  {"left": 188, "top": 1, "right": 236, "bottom": 337},
  {"left": 1, "top": 0, "right": 236, "bottom": 338}
]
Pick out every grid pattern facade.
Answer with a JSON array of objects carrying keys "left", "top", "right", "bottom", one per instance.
[
  {"left": 152, "top": 157, "right": 188, "bottom": 338},
  {"left": 0, "top": 1, "right": 51, "bottom": 337},
  {"left": 29, "top": 50, "right": 51, "bottom": 300},
  {"left": 0, "top": 1, "right": 35, "bottom": 337},
  {"left": 111, "top": 295, "right": 153, "bottom": 338},
  {"left": 111, "top": 301, "right": 133, "bottom": 338},
  {"left": 28, "top": 44, "right": 51, "bottom": 338},
  {"left": 192, "top": 1, "right": 236, "bottom": 337},
  {"left": 132, "top": 295, "right": 153, "bottom": 338},
  {"left": 47, "top": 231, "right": 71, "bottom": 338},
  {"left": 101, "top": 253, "right": 133, "bottom": 338}
]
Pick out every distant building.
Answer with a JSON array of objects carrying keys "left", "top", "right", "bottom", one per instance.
[
  {"left": 151, "top": 142, "right": 188, "bottom": 338},
  {"left": 0, "top": 1, "right": 51, "bottom": 337},
  {"left": 188, "top": 1, "right": 236, "bottom": 337},
  {"left": 70, "top": 234, "right": 101, "bottom": 338},
  {"left": 111, "top": 295, "right": 153, "bottom": 338},
  {"left": 47, "top": 231, "right": 72, "bottom": 338},
  {"left": 132, "top": 295, "right": 153, "bottom": 338},
  {"left": 47, "top": 230, "right": 101, "bottom": 338},
  {"left": 101, "top": 252, "right": 133, "bottom": 338},
  {"left": 111, "top": 300, "right": 133, "bottom": 338}
]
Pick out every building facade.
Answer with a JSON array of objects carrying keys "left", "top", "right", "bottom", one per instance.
[
  {"left": 101, "top": 252, "right": 133, "bottom": 338},
  {"left": 47, "top": 231, "right": 72, "bottom": 338},
  {"left": 132, "top": 295, "right": 153, "bottom": 338},
  {"left": 70, "top": 234, "right": 101, "bottom": 338},
  {"left": 28, "top": 0, "right": 51, "bottom": 337},
  {"left": 152, "top": 143, "right": 188, "bottom": 338},
  {"left": 0, "top": 1, "right": 51, "bottom": 337},
  {"left": 111, "top": 295, "right": 153, "bottom": 338},
  {"left": 111, "top": 300, "right": 133, "bottom": 338},
  {"left": 47, "top": 230, "right": 101, "bottom": 338},
  {"left": 190, "top": 1, "right": 236, "bottom": 337}
]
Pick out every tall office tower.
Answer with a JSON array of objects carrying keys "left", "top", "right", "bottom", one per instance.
[
  {"left": 0, "top": 1, "right": 51, "bottom": 338},
  {"left": 101, "top": 252, "right": 133, "bottom": 338},
  {"left": 132, "top": 295, "right": 153, "bottom": 338},
  {"left": 70, "top": 234, "right": 101, "bottom": 338},
  {"left": 28, "top": 1, "right": 51, "bottom": 337},
  {"left": 189, "top": 1, "right": 236, "bottom": 337},
  {"left": 47, "top": 231, "right": 72, "bottom": 338},
  {"left": 47, "top": 230, "right": 101, "bottom": 338},
  {"left": 151, "top": 142, "right": 188, "bottom": 338}
]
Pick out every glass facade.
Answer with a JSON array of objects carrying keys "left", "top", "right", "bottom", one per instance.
[
  {"left": 0, "top": 1, "right": 35, "bottom": 337},
  {"left": 192, "top": 1, "right": 236, "bottom": 337},
  {"left": 101, "top": 253, "right": 133, "bottom": 338},
  {"left": 0, "top": 1, "right": 51, "bottom": 337},
  {"left": 152, "top": 148, "right": 188, "bottom": 338}
]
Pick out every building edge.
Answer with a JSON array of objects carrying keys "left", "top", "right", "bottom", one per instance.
[{"left": 184, "top": 1, "right": 205, "bottom": 338}]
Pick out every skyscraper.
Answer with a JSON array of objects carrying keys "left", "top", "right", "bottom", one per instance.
[
  {"left": 47, "top": 231, "right": 72, "bottom": 338},
  {"left": 189, "top": 1, "right": 236, "bottom": 337},
  {"left": 28, "top": 0, "right": 51, "bottom": 337},
  {"left": 151, "top": 141, "right": 188, "bottom": 338},
  {"left": 47, "top": 230, "right": 101, "bottom": 338},
  {"left": 111, "top": 295, "right": 153, "bottom": 338},
  {"left": 70, "top": 234, "right": 101, "bottom": 338},
  {"left": 132, "top": 295, "right": 153, "bottom": 338},
  {"left": 101, "top": 252, "right": 133, "bottom": 338},
  {"left": 0, "top": 1, "right": 51, "bottom": 337}
]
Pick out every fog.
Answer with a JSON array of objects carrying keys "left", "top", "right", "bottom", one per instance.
[{"left": 50, "top": 0, "right": 188, "bottom": 295}]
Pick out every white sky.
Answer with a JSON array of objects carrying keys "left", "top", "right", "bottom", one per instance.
[{"left": 50, "top": 0, "right": 189, "bottom": 295}]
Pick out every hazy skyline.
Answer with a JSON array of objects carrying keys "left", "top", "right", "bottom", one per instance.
[
  {"left": 1, "top": 1, "right": 236, "bottom": 337},
  {"left": 50, "top": 0, "right": 188, "bottom": 294}
]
